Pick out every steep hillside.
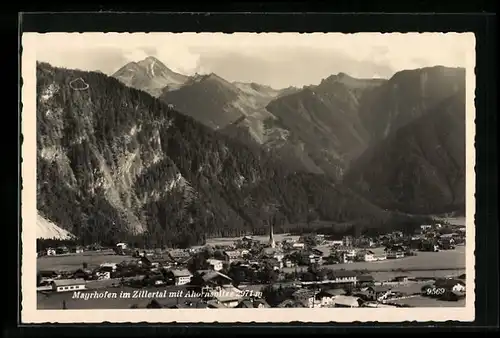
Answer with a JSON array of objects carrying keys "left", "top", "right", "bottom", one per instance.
[
  {"left": 159, "top": 73, "right": 247, "bottom": 129},
  {"left": 344, "top": 91, "right": 466, "bottom": 215},
  {"left": 159, "top": 74, "right": 287, "bottom": 136},
  {"left": 37, "top": 62, "right": 410, "bottom": 247},
  {"left": 266, "top": 73, "right": 387, "bottom": 179},
  {"left": 220, "top": 116, "right": 325, "bottom": 174},
  {"left": 37, "top": 212, "right": 75, "bottom": 240},
  {"left": 233, "top": 82, "right": 280, "bottom": 102},
  {"left": 112, "top": 56, "right": 189, "bottom": 97},
  {"left": 359, "top": 66, "right": 466, "bottom": 141}
]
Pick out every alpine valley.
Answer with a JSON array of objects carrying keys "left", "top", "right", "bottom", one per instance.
[{"left": 35, "top": 57, "right": 466, "bottom": 247}]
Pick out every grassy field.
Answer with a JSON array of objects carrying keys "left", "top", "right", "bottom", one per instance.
[
  {"left": 438, "top": 216, "right": 466, "bottom": 226},
  {"left": 37, "top": 250, "right": 134, "bottom": 271},
  {"left": 285, "top": 245, "right": 465, "bottom": 274}
]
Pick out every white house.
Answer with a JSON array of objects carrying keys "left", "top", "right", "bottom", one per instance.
[
  {"left": 207, "top": 259, "right": 224, "bottom": 271},
  {"left": 450, "top": 283, "right": 466, "bottom": 293},
  {"left": 308, "top": 254, "right": 323, "bottom": 265},
  {"left": 356, "top": 250, "right": 376, "bottom": 262},
  {"left": 373, "top": 253, "right": 387, "bottom": 261},
  {"left": 330, "top": 240, "right": 343, "bottom": 246},
  {"left": 51, "top": 279, "right": 86, "bottom": 292},
  {"left": 328, "top": 270, "right": 358, "bottom": 285},
  {"left": 342, "top": 236, "right": 354, "bottom": 247},
  {"left": 292, "top": 243, "right": 305, "bottom": 249},
  {"left": 331, "top": 295, "right": 362, "bottom": 308},
  {"left": 386, "top": 251, "right": 404, "bottom": 259},
  {"left": 273, "top": 252, "right": 285, "bottom": 262},
  {"left": 292, "top": 289, "right": 318, "bottom": 308},
  {"left": 211, "top": 294, "right": 242, "bottom": 308},
  {"left": 435, "top": 279, "right": 466, "bottom": 293},
  {"left": 342, "top": 249, "right": 357, "bottom": 262},
  {"left": 223, "top": 250, "right": 242, "bottom": 263},
  {"left": 316, "top": 289, "right": 346, "bottom": 307},
  {"left": 367, "top": 286, "right": 393, "bottom": 302},
  {"left": 170, "top": 269, "right": 192, "bottom": 286},
  {"left": 95, "top": 271, "right": 111, "bottom": 280},
  {"left": 99, "top": 263, "right": 118, "bottom": 272},
  {"left": 116, "top": 243, "right": 128, "bottom": 250},
  {"left": 207, "top": 285, "right": 243, "bottom": 308}
]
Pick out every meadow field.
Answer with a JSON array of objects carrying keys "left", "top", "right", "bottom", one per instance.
[
  {"left": 283, "top": 245, "right": 466, "bottom": 274},
  {"left": 37, "top": 250, "right": 133, "bottom": 271}
]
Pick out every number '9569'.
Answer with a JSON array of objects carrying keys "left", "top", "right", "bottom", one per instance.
[{"left": 425, "top": 287, "right": 446, "bottom": 295}]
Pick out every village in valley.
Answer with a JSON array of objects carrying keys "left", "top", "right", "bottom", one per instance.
[{"left": 37, "top": 220, "right": 466, "bottom": 309}]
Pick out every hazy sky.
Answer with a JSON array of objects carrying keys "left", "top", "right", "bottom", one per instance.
[{"left": 33, "top": 33, "right": 473, "bottom": 89}]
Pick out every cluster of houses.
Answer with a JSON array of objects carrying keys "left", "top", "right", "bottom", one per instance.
[
  {"left": 37, "top": 243, "right": 103, "bottom": 258},
  {"left": 37, "top": 221, "right": 466, "bottom": 308},
  {"left": 412, "top": 223, "right": 465, "bottom": 251},
  {"left": 275, "top": 275, "right": 466, "bottom": 308}
]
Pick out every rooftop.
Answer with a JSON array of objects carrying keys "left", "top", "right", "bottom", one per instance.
[
  {"left": 357, "top": 275, "right": 375, "bottom": 282},
  {"left": 331, "top": 295, "right": 362, "bottom": 307},
  {"left": 318, "top": 289, "right": 346, "bottom": 297},
  {"left": 170, "top": 269, "right": 192, "bottom": 277},
  {"left": 201, "top": 271, "right": 232, "bottom": 282},
  {"left": 52, "top": 279, "right": 86, "bottom": 286},
  {"left": 329, "top": 270, "right": 358, "bottom": 278}
]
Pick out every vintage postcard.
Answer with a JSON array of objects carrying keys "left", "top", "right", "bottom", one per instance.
[{"left": 21, "top": 32, "right": 476, "bottom": 323}]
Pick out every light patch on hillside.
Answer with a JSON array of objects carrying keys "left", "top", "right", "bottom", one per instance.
[
  {"left": 165, "top": 173, "right": 192, "bottom": 195},
  {"left": 226, "top": 91, "right": 280, "bottom": 144},
  {"left": 90, "top": 147, "right": 145, "bottom": 234},
  {"left": 129, "top": 124, "right": 140, "bottom": 136},
  {"left": 144, "top": 172, "right": 196, "bottom": 203},
  {"left": 37, "top": 212, "right": 75, "bottom": 240},
  {"left": 40, "top": 146, "right": 64, "bottom": 162},
  {"left": 40, "top": 83, "right": 59, "bottom": 102},
  {"left": 151, "top": 153, "right": 163, "bottom": 164},
  {"left": 234, "top": 175, "right": 246, "bottom": 189},
  {"left": 263, "top": 127, "right": 290, "bottom": 149},
  {"left": 115, "top": 148, "right": 143, "bottom": 187},
  {"left": 233, "top": 82, "right": 280, "bottom": 99}
]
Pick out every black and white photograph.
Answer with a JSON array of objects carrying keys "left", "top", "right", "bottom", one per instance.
[{"left": 21, "top": 32, "right": 476, "bottom": 323}]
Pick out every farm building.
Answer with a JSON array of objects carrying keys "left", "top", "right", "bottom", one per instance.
[{"left": 51, "top": 279, "right": 86, "bottom": 292}]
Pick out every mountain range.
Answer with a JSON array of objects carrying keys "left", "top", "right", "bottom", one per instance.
[{"left": 35, "top": 57, "right": 467, "bottom": 245}]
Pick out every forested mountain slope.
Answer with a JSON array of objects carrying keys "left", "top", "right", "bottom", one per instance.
[
  {"left": 344, "top": 91, "right": 466, "bottom": 214},
  {"left": 358, "top": 66, "right": 466, "bottom": 141},
  {"left": 265, "top": 73, "right": 387, "bottom": 179}
]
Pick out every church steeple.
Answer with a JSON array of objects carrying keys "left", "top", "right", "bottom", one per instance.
[{"left": 269, "top": 223, "right": 275, "bottom": 248}]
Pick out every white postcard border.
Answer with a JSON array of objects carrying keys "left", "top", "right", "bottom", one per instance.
[{"left": 21, "top": 32, "right": 476, "bottom": 323}]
